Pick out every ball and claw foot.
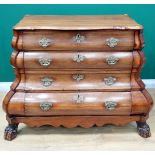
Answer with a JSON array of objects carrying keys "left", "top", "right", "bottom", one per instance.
[
  {"left": 136, "top": 121, "right": 151, "bottom": 138},
  {"left": 4, "top": 124, "right": 18, "bottom": 141}
]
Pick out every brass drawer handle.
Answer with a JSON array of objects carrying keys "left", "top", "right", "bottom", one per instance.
[
  {"left": 73, "top": 94, "right": 85, "bottom": 103},
  {"left": 105, "top": 101, "right": 118, "bottom": 111},
  {"left": 40, "top": 102, "right": 52, "bottom": 111},
  {"left": 41, "top": 77, "right": 53, "bottom": 87},
  {"left": 73, "top": 33, "right": 85, "bottom": 43},
  {"left": 39, "top": 57, "right": 52, "bottom": 67},
  {"left": 106, "top": 56, "right": 119, "bottom": 65},
  {"left": 73, "top": 54, "right": 85, "bottom": 63},
  {"left": 72, "top": 74, "right": 84, "bottom": 81},
  {"left": 104, "top": 76, "right": 116, "bottom": 86},
  {"left": 106, "top": 37, "right": 119, "bottom": 48},
  {"left": 39, "top": 37, "right": 52, "bottom": 48}
]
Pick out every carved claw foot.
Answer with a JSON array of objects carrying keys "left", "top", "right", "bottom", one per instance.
[
  {"left": 4, "top": 124, "right": 18, "bottom": 141},
  {"left": 136, "top": 121, "right": 151, "bottom": 138}
]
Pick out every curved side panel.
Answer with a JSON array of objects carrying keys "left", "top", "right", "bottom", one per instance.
[
  {"left": 130, "top": 72, "right": 143, "bottom": 91},
  {"left": 3, "top": 91, "right": 15, "bottom": 114},
  {"left": 12, "top": 30, "right": 18, "bottom": 50},
  {"left": 14, "top": 51, "right": 24, "bottom": 68},
  {"left": 12, "top": 30, "right": 23, "bottom": 50},
  {"left": 140, "top": 30, "right": 145, "bottom": 49},
  {"left": 134, "top": 30, "right": 144, "bottom": 50},
  {"left": 131, "top": 90, "right": 152, "bottom": 114},
  {"left": 10, "top": 68, "right": 22, "bottom": 91},
  {"left": 7, "top": 92, "right": 25, "bottom": 115},
  {"left": 136, "top": 51, "right": 145, "bottom": 88},
  {"left": 10, "top": 51, "right": 18, "bottom": 67},
  {"left": 132, "top": 51, "right": 141, "bottom": 69},
  {"left": 142, "top": 89, "right": 153, "bottom": 113},
  {"left": 131, "top": 51, "right": 145, "bottom": 91},
  {"left": 10, "top": 51, "right": 22, "bottom": 91},
  {"left": 10, "top": 31, "right": 22, "bottom": 91}
]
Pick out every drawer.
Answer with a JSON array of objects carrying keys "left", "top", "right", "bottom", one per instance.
[
  {"left": 8, "top": 91, "right": 150, "bottom": 116},
  {"left": 17, "top": 72, "right": 131, "bottom": 91},
  {"left": 9, "top": 92, "right": 132, "bottom": 116},
  {"left": 17, "top": 30, "right": 135, "bottom": 50},
  {"left": 16, "top": 51, "right": 133, "bottom": 69}
]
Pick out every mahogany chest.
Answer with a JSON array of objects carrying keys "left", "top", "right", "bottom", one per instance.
[{"left": 3, "top": 15, "right": 153, "bottom": 140}]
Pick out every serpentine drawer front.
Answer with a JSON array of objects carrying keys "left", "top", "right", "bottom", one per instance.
[
  {"left": 7, "top": 91, "right": 149, "bottom": 116},
  {"left": 15, "top": 51, "right": 141, "bottom": 69},
  {"left": 16, "top": 73, "right": 131, "bottom": 91},
  {"left": 3, "top": 15, "right": 153, "bottom": 140},
  {"left": 17, "top": 30, "right": 135, "bottom": 51}
]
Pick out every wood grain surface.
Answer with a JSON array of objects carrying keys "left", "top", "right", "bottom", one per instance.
[
  {"left": 16, "top": 51, "right": 134, "bottom": 69},
  {"left": 13, "top": 15, "right": 142, "bottom": 30},
  {"left": 16, "top": 30, "right": 135, "bottom": 51}
]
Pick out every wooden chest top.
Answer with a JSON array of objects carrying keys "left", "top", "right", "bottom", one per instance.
[{"left": 13, "top": 15, "right": 142, "bottom": 30}]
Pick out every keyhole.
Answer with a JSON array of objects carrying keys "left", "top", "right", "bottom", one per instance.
[
  {"left": 77, "top": 94, "right": 80, "bottom": 99},
  {"left": 77, "top": 34, "right": 80, "bottom": 39}
]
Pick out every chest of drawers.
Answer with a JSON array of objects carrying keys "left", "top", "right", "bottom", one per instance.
[{"left": 3, "top": 15, "right": 153, "bottom": 140}]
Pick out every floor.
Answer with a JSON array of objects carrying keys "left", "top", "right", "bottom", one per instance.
[{"left": 0, "top": 89, "right": 155, "bottom": 151}]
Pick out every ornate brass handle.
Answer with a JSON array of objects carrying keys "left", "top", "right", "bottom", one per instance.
[
  {"left": 73, "top": 54, "right": 85, "bottom": 63},
  {"left": 106, "top": 56, "right": 119, "bottom": 65},
  {"left": 40, "top": 102, "right": 52, "bottom": 111},
  {"left": 106, "top": 37, "right": 119, "bottom": 48},
  {"left": 73, "top": 33, "right": 85, "bottom": 43},
  {"left": 39, "top": 57, "right": 52, "bottom": 67},
  {"left": 41, "top": 77, "right": 53, "bottom": 87},
  {"left": 104, "top": 76, "right": 116, "bottom": 86},
  {"left": 72, "top": 94, "right": 85, "bottom": 103},
  {"left": 104, "top": 101, "right": 118, "bottom": 111},
  {"left": 72, "top": 74, "right": 84, "bottom": 81},
  {"left": 38, "top": 37, "right": 52, "bottom": 48}
]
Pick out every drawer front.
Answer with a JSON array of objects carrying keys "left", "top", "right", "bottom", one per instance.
[
  {"left": 19, "top": 30, "right": 135, "bottom": 50},
  {"left": 24, "top": 92, "right": 132, "bottom": 116},
  {"left": 17, "top": 51, "right": 133, "bottom": 69},
  {"left": 8, "top": 91, "right": 150, "bottom": 116},
  {"left": 17, "top": 73, "right": 131, "bottom": 91}
]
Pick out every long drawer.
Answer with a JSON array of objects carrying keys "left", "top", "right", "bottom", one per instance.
[
  {"left": 15, "top": 51, "right": 141, "bottom": 69},
  {"left": 16, "top": 30, "right": 135, "bottom": 50},
  {"left": 8, "top": 91, "right": 149, "bottom": 116},
  {"left": 9, "top": 92, "right": 131, "bottom": 116},
  {"left": 17, "top": 72, "right": 131, "bottom": 91}
]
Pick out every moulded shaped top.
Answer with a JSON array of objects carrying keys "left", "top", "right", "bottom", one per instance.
[{"left": 13, "top": 15, "right": 143, "bottom": 30}]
